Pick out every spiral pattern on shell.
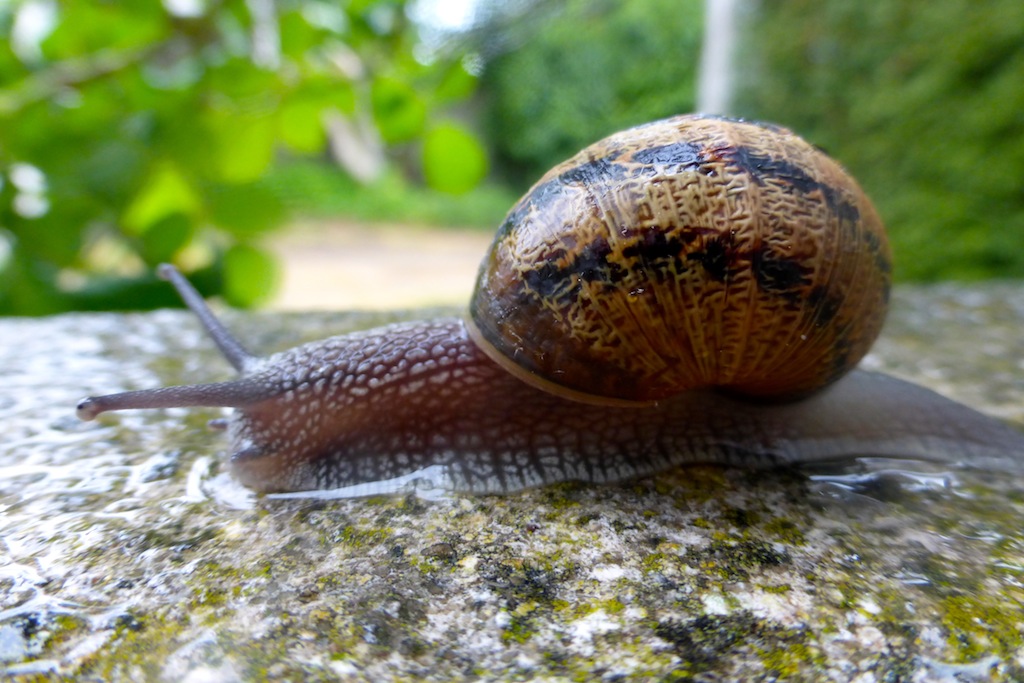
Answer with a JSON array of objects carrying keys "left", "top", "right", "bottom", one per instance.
[{"left": 469, "top": 114, "right": 892, "bottom": 402}]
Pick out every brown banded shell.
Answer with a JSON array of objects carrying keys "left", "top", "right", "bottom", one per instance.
[{"left": 469, "top": 114, "right": 892, "bottom": 403}]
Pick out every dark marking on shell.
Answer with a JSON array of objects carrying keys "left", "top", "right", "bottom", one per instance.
[
  {"left": 631, "top": 141, "right": 704, "bottom": 171},
  {"left": 558, "top": 154, "right": 629, "bottom": 186},
  {"left": 621, "top": 228, "right": 688, "bottom": 275},
  {"left": 494, "top": 212, "right": 520, "bottom": 242},
  {"left": 807, "top": 286, "right": 842, "bottom": 328},
  {"left": 522, "top": 236, "right": 628, "bottom": 307},
  {"left": 576, "top": 237, "right": 626, "bottom": 284},
  {"left": 522, "top": 261, "right": 572, "bottom": 302},
  {"left": 686, "top": 237, "right": 731, "bottom": 283},
  {"left": 826, "top": 335, "right": 855, "bottom": 384},
  {"left": 751, "top": 248, "right": 811, "bottom": 294},
  {"left": 864, "top": 231, "right": 892, "bottom": 275},
  {"left": 495, "top": 180, "right": 573, "bottom": 242},
  {"left": 722, "top": 145, "right": 860, "bottom": 225}
]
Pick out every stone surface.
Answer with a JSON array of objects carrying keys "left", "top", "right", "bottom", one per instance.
[{"left": 1, "top": 284, "right": 1023, "bottom": 681}]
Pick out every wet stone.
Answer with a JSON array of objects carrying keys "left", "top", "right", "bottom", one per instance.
[{"left": 1, "top": 285, "right": 1023, "bottom": 681}]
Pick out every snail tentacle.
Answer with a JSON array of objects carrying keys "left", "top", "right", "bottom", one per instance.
[
  {"left": 157, "top": 263, "right": 255, "bottom": 372},
  {"left": 76, "top": 377, "right": 279, "bottom": 421},
  {"left": 76, "top": 265, "right": 274, "bottom": 422}
]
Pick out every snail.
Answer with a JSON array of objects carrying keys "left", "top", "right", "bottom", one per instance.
[{"left": 76, "top": 114, "right": 1024, "bottom": 494}]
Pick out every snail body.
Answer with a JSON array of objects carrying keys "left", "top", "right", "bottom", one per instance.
[{"left": 76, "top": 115, "right": 1024, "bottom": 494}]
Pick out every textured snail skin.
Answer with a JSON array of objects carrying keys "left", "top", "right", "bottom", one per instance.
[{"left": 77, "top": 314, "right": 1024, "bottom": 494}]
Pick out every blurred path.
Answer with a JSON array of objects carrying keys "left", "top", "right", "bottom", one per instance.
[{"left": 269, "top": 220, "right": 492, "bottom": 311}]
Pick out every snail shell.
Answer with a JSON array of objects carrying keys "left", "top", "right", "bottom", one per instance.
[
  {"left": 74, "top": 115, "right": 1023, "bottom": 495},
  {"left": 470, "top": 115, "right": 891, "bottom": 402}
]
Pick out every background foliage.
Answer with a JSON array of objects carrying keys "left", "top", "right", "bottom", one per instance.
[
  {"left": 1, "top": 0, "right": 1022, "bottom": 316},
  {"left": 0, "top": 0, "right": 484, "bottom": 314},
  {"left": 477, "top": 0, "right": 703, "bottom": 185},
  {"left": 735, "top": 0, "right": 1024, "bottom": 280}
]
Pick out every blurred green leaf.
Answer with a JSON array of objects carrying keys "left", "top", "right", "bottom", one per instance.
[
  {"left": 122, "top": 162, "right": 201, "bottom": 234},
  {"left": 278, "top": 98, "right": 327, "bottom": 154},
  {"left": 138, "top": 212, "right": 194, "bottom": 264},
  {"left": 222, "top": 243, "right": 279, "bottom": 307},
  {"left": 80, "top": 140, "right": 148, "bottom": 204},
  {"left": 371, "top": 76, "right": 427, "bottom": 143},
  {"left": 206, "top": 181, "right": 286, "bottom": 236},
  {"left": 0, "top": 254, "right": 64, "bottom": 315},
  {"left": 265, "top": 161, "right": 515, "bottom": 227},
  {"left": 13, "top": 206, "right": 85, "bottom": 267},
  {"left": 422, "top": 122, "right": 488, "bottom": 194},
  {"left": 279, "top": 8, "right": 327, "bottom": 55},
  {"left": 434, "top": 60, "right": 478, "bottom": 102},
  {"left": 207, "top": 114, "right": 277, "bottom": 184},
  {"left": 42, "top": 2, "right": 164, "bottom": 57}
]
